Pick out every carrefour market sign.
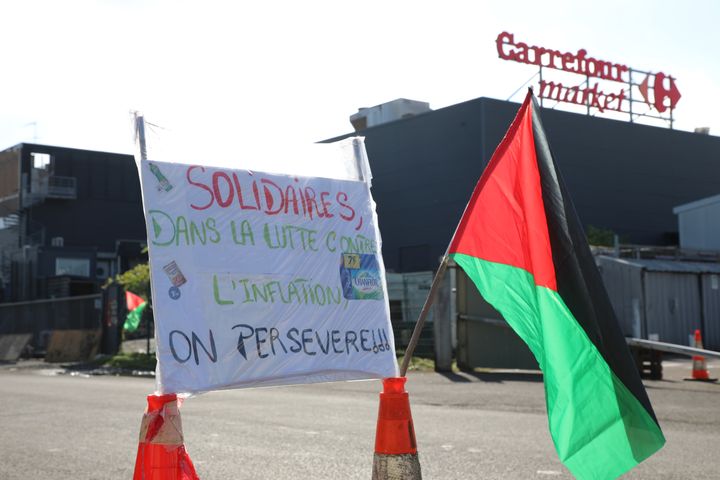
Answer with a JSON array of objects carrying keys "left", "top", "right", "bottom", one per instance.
[{"left": 496, "top": 32, "right": 681, "bottom": 121}]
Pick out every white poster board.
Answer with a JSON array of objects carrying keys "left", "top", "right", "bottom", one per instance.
[{"left": 140, "top": 157, "right": 398, "bottom": 394}]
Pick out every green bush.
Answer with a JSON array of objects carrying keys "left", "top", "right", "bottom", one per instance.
[
  {"left": 113, "top": 262, "right": 151, "bottom": 300},
  {"left": 586, "top": 225, "right": 616, "bottom": 247}
]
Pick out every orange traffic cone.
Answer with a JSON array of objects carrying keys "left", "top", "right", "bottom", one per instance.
[
  {"left": 133, "top": 393, "right": 199, "bottom": 480},
  {"left": 686, "top": 330, "right": 717, "bottom": 382},
  {"left": 372, "top": 377, "right": 422, "bottom": 479}
]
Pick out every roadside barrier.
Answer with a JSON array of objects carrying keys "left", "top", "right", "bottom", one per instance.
[
  {"left": 372, "top": 377, "right": 422, "bottom": 479},
  {"left": 686, "top": 330, "right": 717, "bottom": 382},
  {"left": 133, "top": 393, "right": 199, "bottom": 480}
]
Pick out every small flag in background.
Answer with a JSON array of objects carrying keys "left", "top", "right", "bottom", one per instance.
[
  {"left": 448, "top": 90, "right": 664, "bottom": 479},
  {"left": 124, "top": 291, "right": 148, "bottom": 332}
]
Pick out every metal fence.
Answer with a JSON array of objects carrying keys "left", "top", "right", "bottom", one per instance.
[
  {"left": 387, "top": 272, "right": 436, "bottom": 358},
  {"left": 597, "top": 256, "right": 720, "bottom": 350},
  {"left": 0, "top": 294, "right": 102, "bottom": 354}
]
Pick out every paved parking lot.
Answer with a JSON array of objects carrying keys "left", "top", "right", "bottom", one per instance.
[{"left": 0, "top": 358, "right": 718, "bottom": 479}]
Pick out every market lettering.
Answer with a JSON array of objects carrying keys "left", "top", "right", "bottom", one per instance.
[
  {"left": 231, "top": 324, "right": 392, "bottom": 360},
  {"left": 539, "top": 81, "right": 626, "bottom": 113},
  {"left": 496, "top": 31, "right": 628, "bottom": 82}
]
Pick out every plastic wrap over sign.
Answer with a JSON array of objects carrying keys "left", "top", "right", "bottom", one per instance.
[{"left": 140, "top": 159, "right": 398, "bottom": 394}]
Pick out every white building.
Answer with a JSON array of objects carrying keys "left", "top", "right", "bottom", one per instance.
[{"left": 673, "top": 194, "right": 720, "bottom": 252}]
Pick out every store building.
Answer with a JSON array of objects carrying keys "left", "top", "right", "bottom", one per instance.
[
  {"left": 0, "top": 143, "right": 145, "bottom": 302},
  {"left": 674, "top": 194, "right": 720, "bottom": 253},
  {"left": 327, "top": 96, "right": 720, "bottom": 273},
  {"left": 325, "top": 95, "right": 720, "bottom": 364}
]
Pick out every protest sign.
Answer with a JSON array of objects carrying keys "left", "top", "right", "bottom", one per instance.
[{"left": 140, "top": 156, "right": 398, "bottom": 394}]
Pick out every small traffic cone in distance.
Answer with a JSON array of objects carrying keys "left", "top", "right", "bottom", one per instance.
[
  {"left": 372, "top": 377, "right": 422, "bottom": 480},
  {"left": 686, "top": 329, "right": 717, "bottom": 382},
  {"left": 133, "top": 393, "right": 199, "bottom": 480}
]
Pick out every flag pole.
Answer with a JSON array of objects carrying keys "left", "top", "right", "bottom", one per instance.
[
  {"left": 399, "top": 254, "right": 449, "bottom": 376},
  {"left": 133, "top": 112, "right": 151, "bottom": 355},
  {"left": 134, "top": 113, "right": 148, "bottom": 162},
  {"left": 398, "top": 88, "right": 519, "bottom": 375},
  {"left": 350, "top": 134, "right": 451, "bottom": 376},
  {"left": 398, "top": 172, "right": 472, "bottom": 376},
  {"left": 351, "top": 137, "right": 366, "bottom": 184},
  {"left": 399, "top": 166, "right": 471, "bottom": 376}
]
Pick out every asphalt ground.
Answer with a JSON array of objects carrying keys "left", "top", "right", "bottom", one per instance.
[{"left": 0, "top": 358, "right": 718, "bottom": 479}]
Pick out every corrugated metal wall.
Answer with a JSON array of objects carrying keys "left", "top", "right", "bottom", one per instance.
[
  {"left": 597, "top": 258, "right": 645, "bottom": 337},
  {"left": 644, "top": 272, "right": 701, "bottom": 346},
  {"left": 597, "top": 256, "right": 720, "bottom": 351},
  {"left": 386, "top": 272, "right": 435, "bottom": 357},
  {"left": 455, "top": 268, "right": 538, "bottom": 370},
  {"left": 701, "top": 274, "right": 720, "bottom": 350},
  {"left": 454, "top": 256, "right": 720, "bottom": 366}
]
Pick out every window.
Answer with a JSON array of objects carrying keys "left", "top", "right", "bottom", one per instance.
[
  {"left": 55, "top": 257, "right": 90, "bottom": 277},
  {"left": 31, "top": 152, "right": 51, "bottom": 170}
]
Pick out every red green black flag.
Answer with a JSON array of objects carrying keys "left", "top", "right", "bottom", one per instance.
[
  {"left": 124, "top": 291, "right": 147, "bottom": 332},
  {"left": 448, "top": 90, "right": 664, "bottom": 479}
]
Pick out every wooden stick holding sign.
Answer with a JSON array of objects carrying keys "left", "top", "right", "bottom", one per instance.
[{"left": 399, "top": 255, "right": 449, "bottom": 377}]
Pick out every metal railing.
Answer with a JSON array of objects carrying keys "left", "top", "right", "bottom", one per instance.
[
  {"left": 47, "top": 176, "right": 77, "bottom": 199},
  {"left": 626, "top": 337, "right": 720, "bottom": 359},
  {"left": 0, "top": 294, "right": 102, "bottom": 353}
]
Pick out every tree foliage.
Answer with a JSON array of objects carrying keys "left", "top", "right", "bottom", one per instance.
[
  {"left": 113, "top": 262, "right": 151, "bottom": 301},
  {"left": 586, "top": 225, "right": 616, "bottom": 247}
]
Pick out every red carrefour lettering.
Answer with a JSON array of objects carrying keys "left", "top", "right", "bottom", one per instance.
[
  {"left": 496, "top": 31, "right": 515, "bottom": 60},
  {"left": 497, "top": 32, "right": 629, "bottom": 83}
]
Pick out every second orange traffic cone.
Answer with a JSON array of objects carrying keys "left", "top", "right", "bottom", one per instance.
[
  {"left": 133, "top": 393, "right": 199, "bottom": 480},
  {"left": 372, "top": 377, "right": 422, "bottom": 480},
  {"left": 687, "top": 329, "right": 717, "bottom": 382}
]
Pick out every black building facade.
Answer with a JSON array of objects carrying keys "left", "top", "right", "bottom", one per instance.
[
  {"left": 328, "top": 97, "right": 720, "bottom": 272},
  {"left": 0, "top": 143, "right": 145, "bottom": 301}
]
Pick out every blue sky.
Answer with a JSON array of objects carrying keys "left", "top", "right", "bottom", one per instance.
[{"left": 1, "top": 0, "right": 718, "bottom": 167}]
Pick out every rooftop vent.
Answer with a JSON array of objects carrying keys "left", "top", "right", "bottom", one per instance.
[{"left": 350, "top": 98, "right": 431, "bottom": 132}]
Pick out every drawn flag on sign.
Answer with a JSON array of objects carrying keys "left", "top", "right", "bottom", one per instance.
[{"left": 448, "top": 90, "right": 665, "bottom": 479}]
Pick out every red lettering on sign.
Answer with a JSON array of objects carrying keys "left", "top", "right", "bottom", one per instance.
[
  {"left": 261, "top": 179, "right": 284, "bottom": 215},
  {"left": 213, "top": 172, "right": 234, "bottom": 208},
  {"left": 320, "top": 191, "right": 333, "bottom": 218},
  {"left": 184, "top": 166, "right": 361, "bottom": 225},
  {"left": 187, "top": 166, "right": 214, "bottom": 211},
  {"left": 231, "top": 172, "right": 259, "bottom": 210},
  {"left": 336, "top": 191, "right": 355, "bottom": 222}
]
